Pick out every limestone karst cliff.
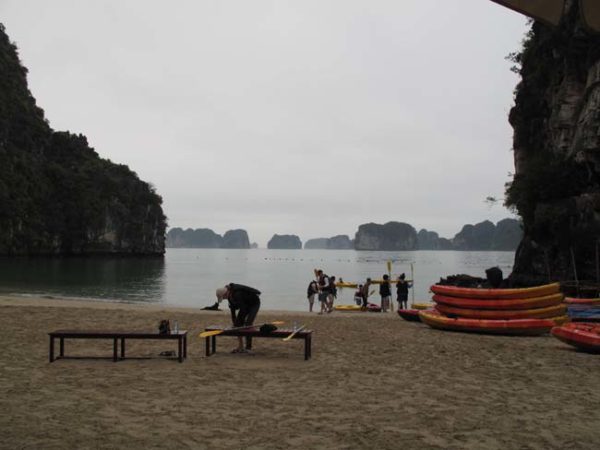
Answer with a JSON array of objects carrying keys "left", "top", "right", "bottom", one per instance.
[
  {"left": 0, "top": 24, "right": 166, "bottom": 255},
  {"left": 506, "top": 1, "right": 600, "bottom": 282}
]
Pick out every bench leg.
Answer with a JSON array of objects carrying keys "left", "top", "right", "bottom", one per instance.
[
  {"left": 178, "top": 337, "right": 183, "bottom": 363},
  {"left": 113, "top": 338, "right": 118, "bottom": 362},
  {"left": 183, "top": 335, "right": 187, "bottom": 359},
  {"left": 205, "top": 336, "right": 210, "bottom": 357},
  {"left": 121, "top": 338, "right": 125, "bottom": 358},
  {"left": 60, "top": 338, "right": 64, "bottom": 358},
  {"left": 212, "top": 335, "right": 216, "bottom": 354},
  {"left": 305, "top": 336, "right": 312, "bottom": 360},
  {"left": 49, "top": 337, "right": 54, "bottom": 363}
]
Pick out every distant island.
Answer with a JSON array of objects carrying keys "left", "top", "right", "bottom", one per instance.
[
  {"left": 353, "top": 219, "right": 521, "bottom": 251},
  {"left": 267, "top": 234, "right": 302, "bottom": 249},
  {"left": 166, "top": 228, "right": 250, "bottom": 249},
  {"left": 167, "top": 218, "right": 521, "bottom": 251}
]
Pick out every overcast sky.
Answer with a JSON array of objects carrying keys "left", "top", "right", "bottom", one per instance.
[{"left": 2, "top": 0, "right": 527, "bottom": 247}]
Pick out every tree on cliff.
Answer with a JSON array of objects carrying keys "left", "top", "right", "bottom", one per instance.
[{"left": 0, "top": 24, "right": 166, "bottom": 255}]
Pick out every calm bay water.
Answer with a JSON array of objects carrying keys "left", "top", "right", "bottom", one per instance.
[{"left": 0, "top": 249, "right": 514, "bottom": 311}]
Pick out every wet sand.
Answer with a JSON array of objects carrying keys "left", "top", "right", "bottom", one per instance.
[{"left": 1, "top": 295, "right": 600, "bottom": 449}]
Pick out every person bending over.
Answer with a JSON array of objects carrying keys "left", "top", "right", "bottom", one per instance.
[{"left": 223, "top": 283, "right": 261, "bottom": 353}]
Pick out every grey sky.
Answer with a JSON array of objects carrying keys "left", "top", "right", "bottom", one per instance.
[{"left": 2, "top": 0, "right": 527, "bottom": 247}]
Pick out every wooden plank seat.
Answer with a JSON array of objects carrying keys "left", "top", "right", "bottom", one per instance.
[
  {"left": 204, "top": 326, "right": 313, "bottom": 360},
  {"left": 48, "top": 330, "right": 188, "bottom": 363}
]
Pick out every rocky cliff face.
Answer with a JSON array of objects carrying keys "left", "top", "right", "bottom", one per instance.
[
  {"left": 354, "top": 222, "right": 418, "bottom": 251},
  {"left": 267, "top": 234, "right": 302, "bottom": 249},
  {"left": 0, "top": 24, "right": 166, "bottom": 255},
  {"left": 222, "top": 229, "right": 250, "bottom": 249},
  {"left": 506, "top": 1, "right": 600, "bottom": 282}
]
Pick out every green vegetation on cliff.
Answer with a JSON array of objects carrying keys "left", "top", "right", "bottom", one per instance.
[{"left": 0, "top": 24, "right": 166, "bottom": 255}]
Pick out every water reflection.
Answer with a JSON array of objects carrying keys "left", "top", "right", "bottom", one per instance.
[{"left": 0, "top": 257, "right": 165, "bottom": 303}]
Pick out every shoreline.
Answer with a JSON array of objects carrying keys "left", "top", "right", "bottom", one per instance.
[{"left": 2, "top": 294, "right": 600, "bottom": 449}]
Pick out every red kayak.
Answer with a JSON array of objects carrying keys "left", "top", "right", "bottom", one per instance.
[
  {"left": 419, "top": 310, "right": 555, "bottom": 336},
  {"left": 430, "top": 282, "right": 560, "bottom": 300},
  {"left": 432, "top": 293, "right": 564, "bottom": 310},
  {"left": 434, "top": 303, "right": 567, "bottom": 320},
  {"left": 564, "top": 297, "right": 600, "bottom": 305},
  {"left": 551, "top": 322, "right": 600, "bottom": 352},
  {"left": 397, "top": 309, "right": 422, "bottom": 322}
]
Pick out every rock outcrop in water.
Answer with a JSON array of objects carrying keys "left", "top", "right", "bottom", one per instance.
[
  {"left": 505, "top": 2, "right": 600, "bottom": 282},
  {"left": 166, "top": 228, "right": 250, "bottom": 249},
  {"left": 304, "top": 235, "right": 353, "bottom": 249},
  {"left": 222, "top": 229, "right": 250, "bottom": 249},
  {"left": 354, "top": 222, "right": 418, "bottom": 251},
  {"left": 267, "top": 234, "right": 302, "bottom": 249},
  {"left": 356, "top": 219, "right": 521, "bottom": 251},
  {"left": 417, "top": 229, "right": 453, "bottom": 250},
  {"left": 0, "top": 24, "right": 166, "bottom": 255}
]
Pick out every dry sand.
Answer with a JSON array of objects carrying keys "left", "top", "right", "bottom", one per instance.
[{"left": 1, "top": 295, "right": 600, "bottom": 450}]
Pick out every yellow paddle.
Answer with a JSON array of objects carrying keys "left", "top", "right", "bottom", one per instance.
[
  {"left": 282, "top": 324, "right": 306, "bottom": 341},
  {"left": 199, "top": 321, "right": 285, "bottom": 338}
]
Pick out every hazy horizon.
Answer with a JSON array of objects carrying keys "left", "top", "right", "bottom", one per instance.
[{"left": 2, "top": 1, "right": 527, "bottom": 247}]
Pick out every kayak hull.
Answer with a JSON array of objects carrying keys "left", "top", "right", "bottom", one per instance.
[
  {"left": 564, "top": 297, "right": 600, "bottom": 305},
  {"left": 432, "top": 293, "right": 564, "bottom": 310},
  {"left": 430, "top": 282, "right": 560, "bottom": 299},
  {"left": 419, "top": 310, "right": 554, "bottom": 336},
  {"left": 397, "top": 309, "right": 422, "bottom": 322},
  {"left": 551, "top": 322, "right": 600, "bottom": 352},
  {"left": 434, "top": 303, "right": 567, "bottom": 320}
]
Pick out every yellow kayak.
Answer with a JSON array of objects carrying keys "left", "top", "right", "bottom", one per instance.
[
  {"left": 335, "top": 282, "right": 358, "bottom": 289},
  {"left": 411, "top": 303, "right": 433, "bottom": 310}
]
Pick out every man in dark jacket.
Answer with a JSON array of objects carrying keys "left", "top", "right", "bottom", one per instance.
[{"left": 224, "top": 283, "right": 261, "bottom": 353}]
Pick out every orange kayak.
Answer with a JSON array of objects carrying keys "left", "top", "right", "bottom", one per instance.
[
  {"left": 564, "top": 297, "right": 600, "bottom": 305},
  {"left": 430, "top": 282, "right": 560, "bottom": 299},
  {"left": 432, "top": 293, "right": 564, "bottom": 310},
  {"left": 434, "top": 303, "right": 566, "bottom": 320},
  {"left": 551, "top": 322, "right": 600, "bottom": 352},
  {"left": 419, "top": 310, "right": 554, "bottom": 336}
]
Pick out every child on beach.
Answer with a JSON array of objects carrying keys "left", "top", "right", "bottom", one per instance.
[
  {"left": 361, "top": 278, "right": 372, "bottom": 310},
  {"left": 306, "top": 280, "right": 318, "bottom": 312},
  {"left": 396, "top": 273, "right": 412, "bottom": 310},
  {"left": 327, "top": 275, "right": 337, "bottom": 313},
  {"left": 379, "top": 274, "right": 392, "bottom": 312},
  {"left": 354, "top": 285, "right": 363, "bottom": 305}
]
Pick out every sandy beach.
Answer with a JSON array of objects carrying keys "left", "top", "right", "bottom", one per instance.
[{"left": 1, "top": 295, "right": 600, "bottom": 450}]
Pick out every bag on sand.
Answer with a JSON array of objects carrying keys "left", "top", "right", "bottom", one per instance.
[
  {"left": 158, "top": 319, "right": 170, "bottom": 335},
  {"left": 259, "top": 324, "right": 278, "bottom": 335}
]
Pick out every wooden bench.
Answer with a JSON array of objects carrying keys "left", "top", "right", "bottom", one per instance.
[
  {"left": 48, "top": 330, "right": 188, "bottom": 363},
  {"left": 204, "top": 327, "right": 312, "bottom": 360}
]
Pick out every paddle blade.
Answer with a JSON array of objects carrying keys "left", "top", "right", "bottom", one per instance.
[{"left": 199, "top": 329, "right": 224, "bottom": 338}]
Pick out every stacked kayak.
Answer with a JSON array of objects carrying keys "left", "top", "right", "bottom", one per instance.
[
  {"left": 564, "top": 297, "right": 600, "bottom": 322},
  {"left": 551, "top": 322, "right": 600, "bottom": 352},
  {"left": 420, "top": 310, "right": 556, "bottom": 336},
  {"left": 421, "top": 282, "right": 566, "bottom": 335}
]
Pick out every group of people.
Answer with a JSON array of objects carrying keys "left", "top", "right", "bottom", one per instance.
[
  {"left": 306, "top": 269, "right": 338, "bottom": 314},
  {"left": 211, "top": 272, "right": 411, "bottom": 354},
  {"left": 307, "top": 271, "right": 412, "bottom": 313},
  {"left": 373, "top": 273, "right": 411, "bottom": 312}
]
